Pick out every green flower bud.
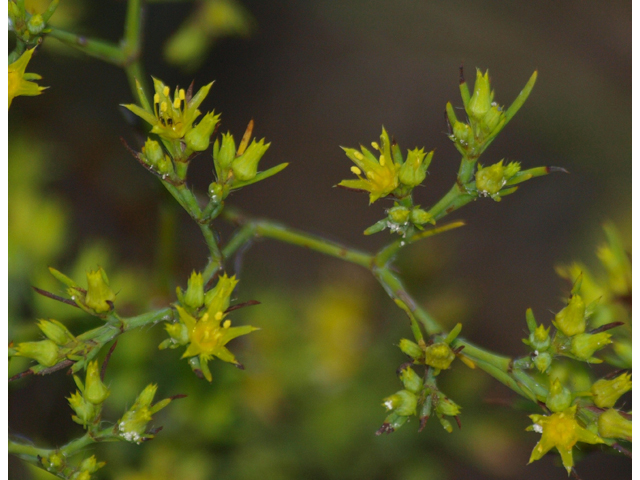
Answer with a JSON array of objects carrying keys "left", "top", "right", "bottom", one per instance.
[
  {"left": 476, "top": 161, "right": 506, "bottom": 197},
  {"left": 15, "top": 339, "right": 59, "bottom": 367},
  {"left": 214, "top": 132, "right": 236, "bottom": 176},
  {"left": 118, "top": 384, "right": 172, "bottom": 443},
  {"left": 208, "top": 181, "right": 225, "bottom": 202},
  {"left": 27, "top": 14, "right": 45, "bottom": 35},
  {"left": 467, "top": 69, "right": 493, "bottom": 121},
  {"left": 142, "top": 138, "right": 165, "bottom": 166},
  {"left": 399, "top": 366, "right": 423, "bottom": 394},
  {"left": 528, "top": 323, "right": 551, "bottom": 351},
  {"left": 398, "top": 149, "right": 432, "bottom": 187},
  {"left": 398, "top": 338, "right": 424, "bottom": 360},
  {"left": 410, "top": 208, "right": 435, "bottom": 225},
  {"left": 480, "top": 105, "right": 503, "bottom": 134},
  {"left": 554, "top": 294, "right": 586, "bottom": 337},
  {"left": 183, "top": 271, "right": 204, "bottom": 309},
  {"left": 37, "top": 319, "right": 75, "bottom": 346},
  {"left": 68, "top": 391, "right": 97, "bottom": 426},
  {"left": 79, "top": 455, "right": 105, "bottom": 474},
  {"left": 533, "top": 351, "right": 552, "bottom": 373},
  {"left": 570, "top": 332, "right": 612, "bottom": 362},
  {"left": 452, "top": 121, "right": 472, "bottom": 146},
  {"left": 591, "top": 373, "right": 632, "bottom": 408},
  {"left": 43, "top": 452, "right": 65, "bottom": 470},
  {"left": 84, "top": 268, "right": 116, "bottom": 314},
  {"left": 388, "top": 206, "right": 410, "bottom": 224},
  {"left": 436, "top": 394, "right": 462, "bottom": 417},
  {"left": 546, "top": 378, "right": 572, "bottom": 413},
  {"left": 204, "top": 273, "right": 238, "bottom": 317},
  {"left": 424, "top": 342, "right": 455, "bottom": 370},
  {"left": 597, "top": 409, "right": 631, "bottom": 441},
  {"left": 161, "top": 322, "right": 189, "bottom": 347},
  {"left": 71, "top": 470, "right": 91, "bottom": 480},
  {"left": 84, "top": 360, "right": 109, "bottom": 405},
  {"left": 383, "top": 389, "right": 417, "bottom": 416},
  {"left": 185, "top": 111, "right": 220, "bottom": 152},
  {"left": 231, "top": 138, "right": 270, "bottom": 182}
]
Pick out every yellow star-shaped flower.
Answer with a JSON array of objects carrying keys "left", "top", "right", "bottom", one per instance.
[
  {"left": 338, "top": 128, "right": 400, "bottom": 204},
  {"left": 528, "top": 405, "right": 605, "bottom": 475},
  {"left": 8, "top": 48, "right": 46, "bottom": 108},
  {"left": 122, "top": 78, "right": 214, "bottom": 141}
]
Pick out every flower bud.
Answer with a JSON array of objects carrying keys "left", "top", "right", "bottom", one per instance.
[
  {"left": 398, "top": 149, "right": 432, "bottom": 187},
  {"left": 546, "top": 378, "right": 572, "bottom": 413},
  {"left": 528, "top": 323, "right": 551, "bottom": 351},
  {"left": 68, "top": 391, "right": 97, "bottom": 426},
  {"left": 204, "top": 273, "right": 238, "bottom": 317},
  {"left": 142, "top": 138, "right": 165, "bottom": 166},
  {"left": 27, "top": 14, "right": 45, "bottom": 35},
  {"left": 399, "top": 366, "right": 423, "bottom": 394},
  {"left": 438, "top": 417, "right": 453, "bottom": 433},
  {"left": 214, "top": 132, "right": 236, "bottom": 175},
  {"left": 387, "top": 206, "right": 410, "bottom": 224},
  {"left": 231, "top": 138, "right": 270, "bottom": 182},
  {"left": 398, "top": 338, "right": 424, "bottom": 360},
  {"left": 452, "top": 121, "right": 472, "bottom": 146},
  {"left": 424, "top": 342, "right": 455, "bottom": 370},
  {"left": 383, "top": 389, "right": 417, "bottom": 416},
  {"left": 480, "top": 105, "right": 503, "bottom": 134},
  {"left": 591, "top": 373, "right": 632, "bottom": 408},
  {"left": 84, "top": 268, "right": 116, "bottom": 314},
  {"left": 185, "top": 111, "right": 220, "bottom": 152},
  {"left": 597, "top": 409, "right": 631, "bottom": 441},
  {"left": 570, "top": 332, "right": 612, "bottom": 361},
  {"left": 467, "top": 69, "right": 493, "bottom": 121},
  {"left": 37, "top": 319, "right": 75, "bottom": 346},
  {"left": 533, "top": 351, "right": 552, "bottom": 373},
  {"left": 15, "top": 339, "right": 59, "bottom": 367},
  {"left": 79, "top": 455, "right": 105, "bottom": 474},
  {"left": 162, "top": 322, "right": 189, "bottom": 347},
  {"left": 41, "top": 451, "right": 65, "bottom": 471},
  {"left": 118, "top": 384, "right": 172, "bottom": 443},
  {"left": 84, "top": 360, "right": 110, "bottom": 405},
  {"left": 436, "top": 394, "right": 462, "bottom": 417},
  {"left": 183, "top": 271, "right": 204, "bottom": 309},
  {"left": 476, "top": 161, "right": 506, "bottom": 197},
  {"left": 410, "top": 208, "right": 435, "bottom": 225},
  {"left": 554, "top": 294, "right": 586, "bottom": 337},
  {"left": 208, "top": 181, "right": 225, "bottom": 202}
]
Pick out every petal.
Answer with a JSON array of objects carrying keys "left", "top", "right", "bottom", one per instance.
[
  {"left": 575, "top": 425, "right": 605, "bottom": 445},
  {"left": 187, "top": 82, "right": 214, "bottom": 112},
  {"left": 212, "top": 345, "right": 238, "bottom": 364},
  {"left": 182, "top": 342, "right": 201, "bottom": 359},
  {"left": 557, "top": 446, "right": 574, "bottom": 475},
  {"left": 528, "top": 437, "right": 555, "bottom": 463},
  {"left": 122, "top": 103, "right": 158, "bottom": 126},
  {"left": 219, "top": 325, "right": 259, "bottom": 345},
  {"left": 175, "top": 305, "right": 197, "bottom": 331},
  {"left": 337, "top": 179, "right": 373, "bottom": 193}
]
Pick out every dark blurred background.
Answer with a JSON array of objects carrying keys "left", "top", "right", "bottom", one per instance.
[{"left": 8, "top": 1, "right": 631, "bottom": 479}]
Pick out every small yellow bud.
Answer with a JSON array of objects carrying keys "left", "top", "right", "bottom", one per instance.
[
  {"left": 546, "top": 378, "right": 572, "bottom": 413},
  {"left": 399, "top": 366, "right": 423, "bottom": 394},
  {"left": 84, "top": 268, "right": 116, "bottom": 314},
  {"left": 84, "top": 361, "right": 110, "bottom": 405},
  {"left": 15, "top": 340, "right": 59, "bottom": 367},
  {"left": 570, "top": 332, "right": 611, "bottom": 361},
  {"left": 591, "top": 373, "right": 632, "bottom": 408},
  {"left": 554, "top": 294, "right": 586, "bottom": 337},
  {"left": 383, "top": 390, "right": 417, "bottom": 416},
  {"left": 424, "top": 342, "right": 455, "bottom": 370},
  {"left": 597, "top": 409, "right": 631, "bottom": 441}
]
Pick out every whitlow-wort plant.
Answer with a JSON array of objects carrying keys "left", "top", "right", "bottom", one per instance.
[{"left": 8, "top": 1, "right": 631, "bottom": 479}]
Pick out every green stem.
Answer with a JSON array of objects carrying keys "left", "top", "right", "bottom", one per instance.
[
  {"left": 48, "top": 28, "right": 126, "bottom": 65},
  {"left": 123, "top": 0, "right": 143, "bottom": 55},
  {"left": 199, "top": 223, "right": 223, "bottom": 273}
]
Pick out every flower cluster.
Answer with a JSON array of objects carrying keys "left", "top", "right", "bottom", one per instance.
[
  {"left": 377, "top": 324, "right": 464, "bottom": 435},
  {"left": 159, "top": 272, "right": 258, "bottom": 382}
]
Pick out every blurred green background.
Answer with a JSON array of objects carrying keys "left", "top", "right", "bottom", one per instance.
[{"left": 8, "top": 0, "right": 631, "bottom": 479}]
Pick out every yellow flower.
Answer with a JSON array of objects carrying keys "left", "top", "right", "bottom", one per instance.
[
  {"left": 122, "top": 78, "right": 215, "bottom": 141},
  {"left": 174, "top": 274, "right": 258, "bottom": 381},
  {"left": 8, "top": 48, "right": 46, "bottom": 108},
  {"left": 338, "top": 128, "right": 400, "bottom": 203},
  {"left": 528, "top": 405, "right": 605, "bottom": 475}
]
